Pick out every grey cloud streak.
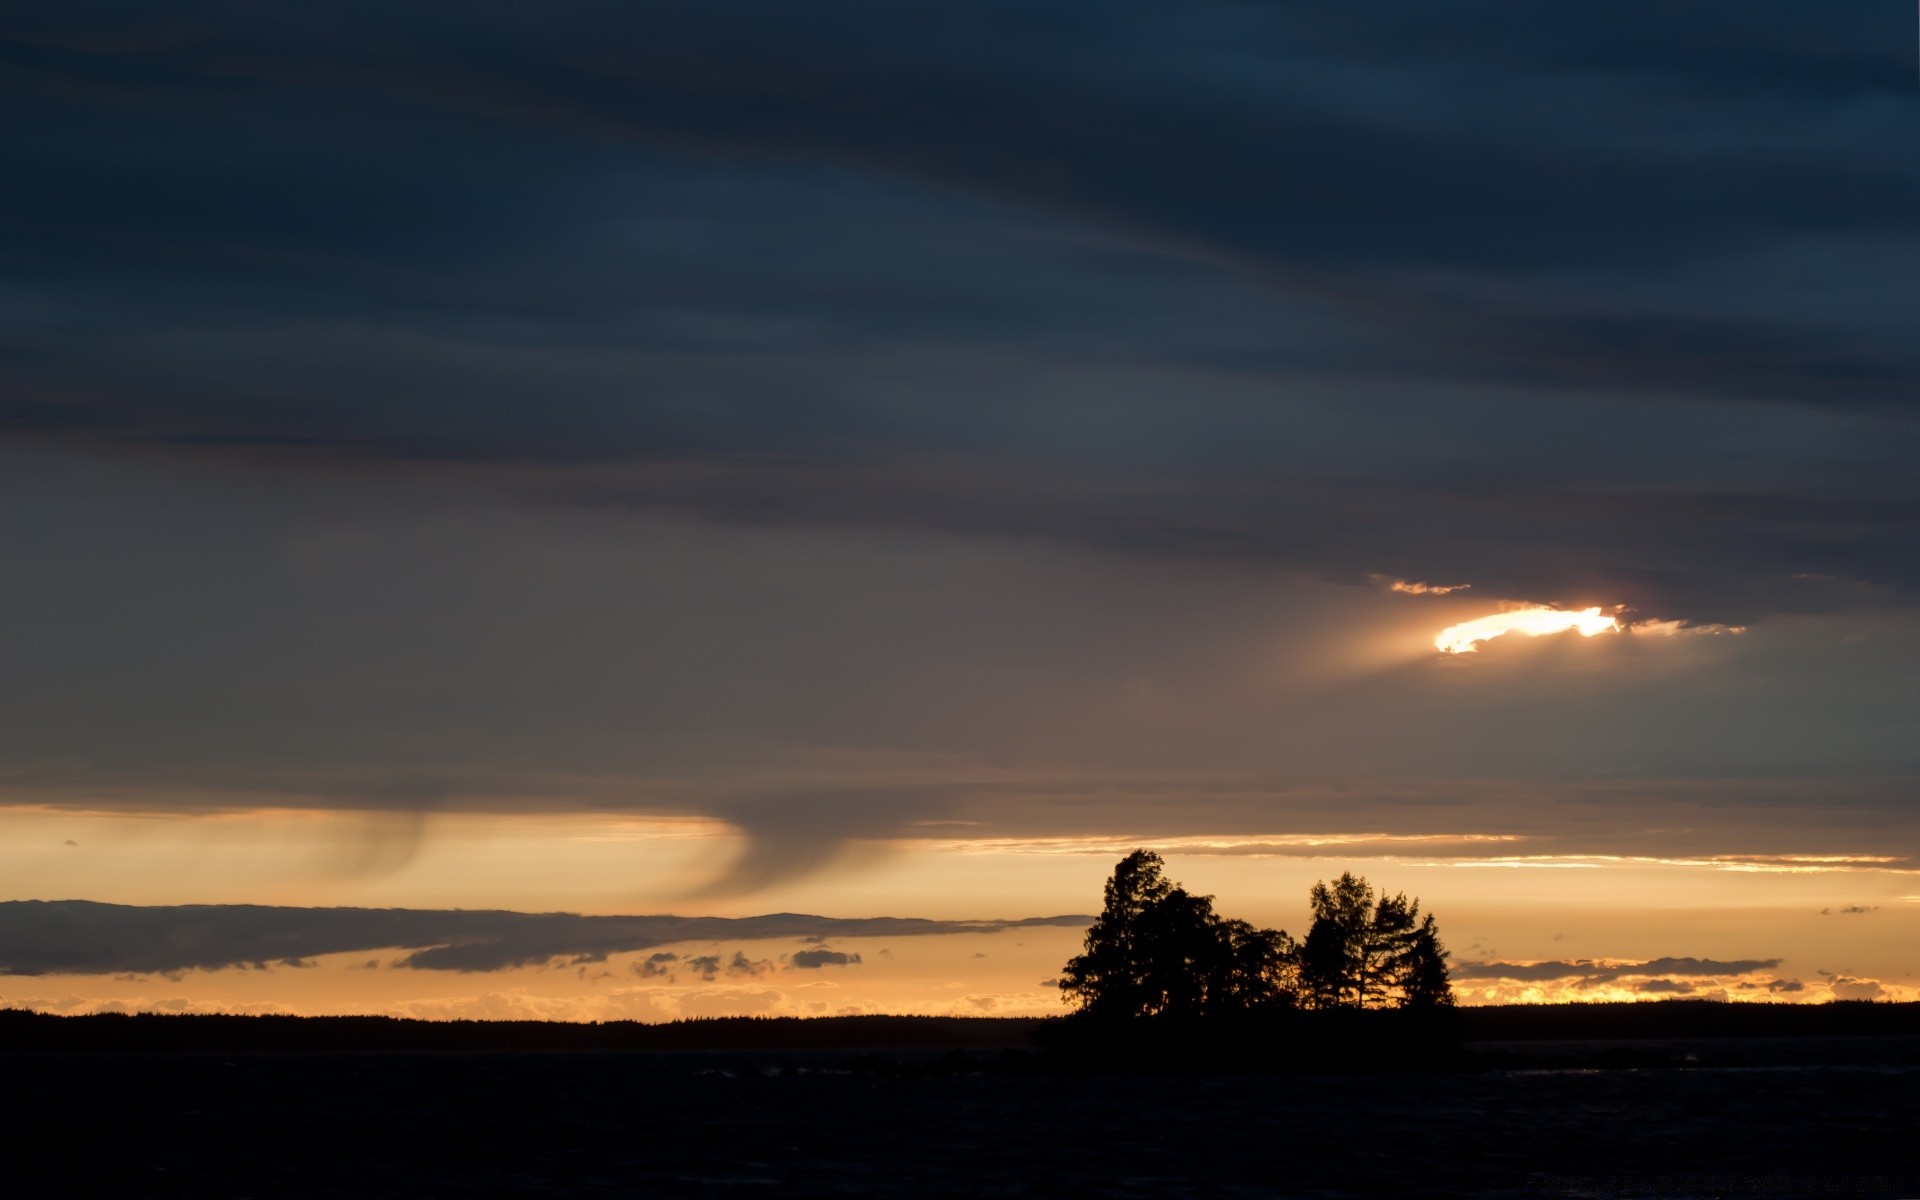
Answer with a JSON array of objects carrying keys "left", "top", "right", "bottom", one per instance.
[
  {"left": 0, "top": 901, "right": 1090, "bottom": 976},
  {"left": 526, "top": 455, "right": 1920, "bottom": 627},
  {"left": 789, "top": 948, "right": 862, "bottom": 969},
  {"left": 1453, "top": 956, "right": 1783, "bottom": 985}
]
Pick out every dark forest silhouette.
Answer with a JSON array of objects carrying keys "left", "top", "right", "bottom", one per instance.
[{"left": 1046, "top": 851, "right": 1457, "bottom": 1068}]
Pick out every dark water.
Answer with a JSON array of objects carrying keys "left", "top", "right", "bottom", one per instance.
[{"left": 3, "top": 1050, "right": 1915, "bottom": 1198}]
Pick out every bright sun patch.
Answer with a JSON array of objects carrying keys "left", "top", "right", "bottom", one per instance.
[
  {"left": 1379, "top": 577, "right": 1472, "bottom": 596},
  {"left": 1435, "top": 605, "right": 1620, "bottom": 654}
]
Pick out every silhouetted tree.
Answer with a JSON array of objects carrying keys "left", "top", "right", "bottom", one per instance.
[
  {"left": 1060, "top": 850, "right": 1293, "bottom": 1021},
  {"left": 1208, "top": 917, "right": 1298, "bottom": 1014},
  {"left": 1059, "top": 849, "right": 1174, "bottom": 1021},
  {"left": 1297, "top": 872, "right": 1373, "bottom": 1008},
  {"left": 1397, "top": 912, "right": 1455, "bottom": 1009},
  {"left": 1296, "top": 872, "right": 1452, "bottom": 1009}
]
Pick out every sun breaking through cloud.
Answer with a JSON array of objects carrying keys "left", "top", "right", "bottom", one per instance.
[{"left": 1435, "top": 606, "right": 1620, "bottom": 654}]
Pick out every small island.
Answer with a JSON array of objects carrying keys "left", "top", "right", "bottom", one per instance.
[{"left": 1042, "top": 850, "right": 1458, "bottom": 1069}]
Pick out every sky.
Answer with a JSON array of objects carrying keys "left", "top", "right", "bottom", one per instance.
[{"left": 3, "top": 2, "right": 1918, "bottom": 1019}]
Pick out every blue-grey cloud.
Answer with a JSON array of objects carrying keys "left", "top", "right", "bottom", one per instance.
[
  {"left": 0, "top": 900, "right": 1090, "bottom": 976},
  {"left": 683, "top": 951, "right": 773, "bottom": 981},
  {"left": 1453, "top": 956, "right": 1782, "bottom": 984},
  {"left": 633, "top": 952, "right": 679, "bottom": 979}
]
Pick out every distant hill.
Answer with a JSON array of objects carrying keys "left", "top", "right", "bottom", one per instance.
[{"left": 0, "top": 1009, "right": 1047, "bottom": 1053}]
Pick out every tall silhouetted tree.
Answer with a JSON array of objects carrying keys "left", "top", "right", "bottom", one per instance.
[
  {"left": 1298, "top": 872, "right": 1374, "bottom": 1008},
  {"left": 1397, "top": 912, "right": 1455, "bottom": 1009},
  {"left": 1059, "top": 849, "right": 1174, "bottom": 1021}
]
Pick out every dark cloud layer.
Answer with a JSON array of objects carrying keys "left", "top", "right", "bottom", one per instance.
[
  {"left": 0, "top": 901, "right": 1089, "bottom": 976},
  {"left": 4, "top": 3, "right": 1920, "bottom": 894},
  {"left": 3, "top": 1, "right": 1919, "bottom": 622}
]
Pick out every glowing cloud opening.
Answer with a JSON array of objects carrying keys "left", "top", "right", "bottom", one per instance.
[
  {"left": 1372, "top": 575, "right": 1472, "bottom": 596},
  {"left": 1435, "top": 605, "right": 1620, "bottom": 654}
]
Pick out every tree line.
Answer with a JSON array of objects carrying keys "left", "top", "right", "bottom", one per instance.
[{"left": 1059, "top": 850, "right": 1453, "bottom": 1022}]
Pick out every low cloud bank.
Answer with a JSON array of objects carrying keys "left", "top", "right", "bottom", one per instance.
[
  {"left": 1453, "top": 956, "right": 1782, "bottom": 986},
  {"left": 0, "top": 901, "right": 1089, "bottom": 977}
]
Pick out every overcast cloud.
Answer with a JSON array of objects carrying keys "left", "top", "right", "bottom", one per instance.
[{"left": 2, "top": 3, "right": 1917, "bottom": 887}]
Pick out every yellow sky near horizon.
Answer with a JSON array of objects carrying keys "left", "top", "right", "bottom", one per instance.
[{"left": 3, "top": 805, "right": 1914, "bottom": 1018}]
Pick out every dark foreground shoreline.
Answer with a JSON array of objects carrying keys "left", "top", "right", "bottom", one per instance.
[
  {"left": 2, "top": 1045, "right": 1915, "bottom": 1199},
  {"left": 6, "top": 1005, "right": 1918, "bottom": 1198}
]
